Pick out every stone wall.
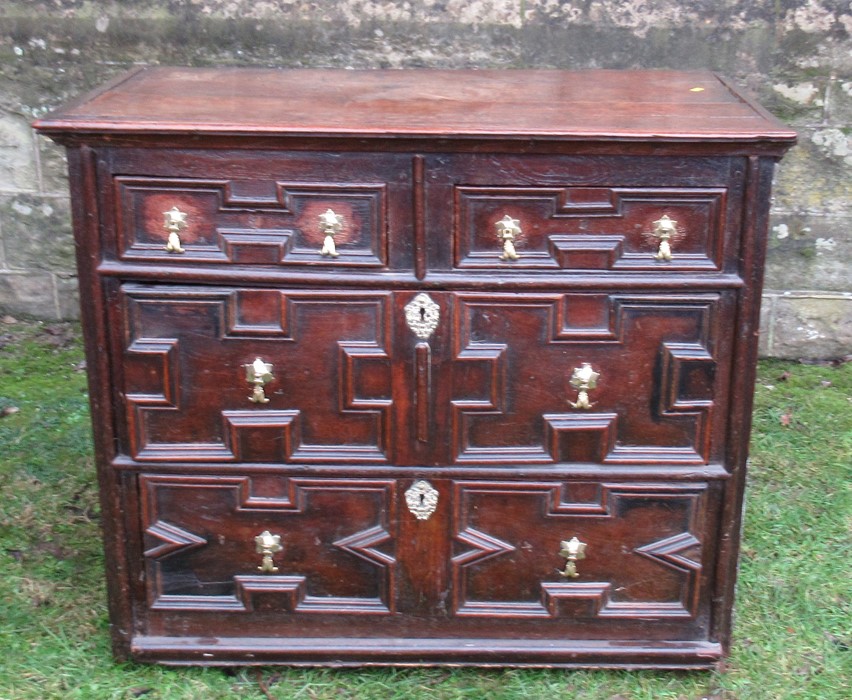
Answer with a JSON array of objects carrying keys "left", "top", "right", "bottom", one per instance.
[{"left": 1, "top": 0, "right": 849, "bottom": 358}]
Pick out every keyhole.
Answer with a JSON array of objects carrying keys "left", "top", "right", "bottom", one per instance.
[
  {"left": 419, "top": 304, "right": 426, "bottom": 321},
  {"left": 419, "top": 493, "right": 426, "bottom": 506}
]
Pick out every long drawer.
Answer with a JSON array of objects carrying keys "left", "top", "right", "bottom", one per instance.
[{"left": 131, "top": 471, "right": 722, "bottom": 664}]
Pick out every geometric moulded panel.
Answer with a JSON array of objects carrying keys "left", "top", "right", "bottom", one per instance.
[
  {"left": 452, "top": 480, "right": 707, "bottom": 620},
  {"left": 116, "top": 177, "right": 388, "bottom": 267},
  {"left": 141, "top": 475, "right": 397, "bottom": 614},
  {"left": 454, "top": 186, "right": 725, "bottom": 271},
  {"left": 450, "top": 292, "right": 729, "bottom": 466},
  {"left": 120, "top": 286, "right": 393, "bottom": 464}
]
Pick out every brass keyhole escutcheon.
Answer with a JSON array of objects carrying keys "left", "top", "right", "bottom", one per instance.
[
  {"left": 404, "top": 293, "right": 440, "bottom": 339},
  {"left": 405, "top": 480, "right": 438, "bottom": 521}
]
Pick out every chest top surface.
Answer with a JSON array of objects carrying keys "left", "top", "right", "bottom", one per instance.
[{"left": 35, "top": 67, "right": 796, "bottom": 146}]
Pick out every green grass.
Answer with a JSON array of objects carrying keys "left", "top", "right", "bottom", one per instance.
[{"left": 0, "top": 319, "right": 849, "bottom": 699}]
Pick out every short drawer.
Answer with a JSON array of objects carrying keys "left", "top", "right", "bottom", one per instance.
[
  {"left": 450, "top": 478, "right": 720, "bottom": 624},
  {"left": 425, "top": 154, "right": 743, "bottom": 274},
  {"left": 113, "top": 284, "right": 395, "bottom": 465},
  {"left": 138, "top": 473, "right": 399, "bottom": 615},
  {"left": 101, "top": 149, "right": 412, "bottom": 270}
]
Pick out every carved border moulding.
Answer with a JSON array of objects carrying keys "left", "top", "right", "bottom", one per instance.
[{"left": 451, "top": 481, "right": 706, "bottom": 619}]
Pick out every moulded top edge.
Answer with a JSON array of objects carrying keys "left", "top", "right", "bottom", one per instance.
[{"left": 33, "top": 67, "right": 798, "bottom": 148}]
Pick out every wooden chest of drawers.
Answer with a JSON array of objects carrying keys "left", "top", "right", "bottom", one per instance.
[{"left": 35, "top": 68, "right": 795, "bottom": 668}]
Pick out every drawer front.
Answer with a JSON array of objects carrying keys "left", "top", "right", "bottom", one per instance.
[
  {"left": 134, "top": 473, "right": 718, "bottom": 648},
  {"left": 440, "top": 290, "right": 735, "bottom": 467},
  {"left": 114, "top": 284, "right": 397, "bottom": 464},
  {"left": 139, "top": 474, "right": 399, "bottom": 616},
  {"left": 101, "top": 149, "right": 412, "bottom": 270},
  {"left": 425, "top": 154, "right": 743, "bottom": 274},
  {"left": 450, "top": 479, "right": 719, "bottom": 628}
]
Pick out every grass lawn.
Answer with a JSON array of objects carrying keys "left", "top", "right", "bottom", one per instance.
[{"left": 0, "top": 318, "right": 848, "bottom": 699}]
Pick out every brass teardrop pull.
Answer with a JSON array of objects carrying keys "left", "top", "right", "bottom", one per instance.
[
  {"left": 244, "top": 357, "right": 274, "bottom": 404},
  {"left": 568, "top": 363, "right": 600, "bottom": 410},
  {"left": 557, "top": 536, "right": 587, "bottom": 578},
  {"left": 255, "top": 530, "right": 283, "bottom": 573},
  {"left": 319, "top": 208, "right": 343, "bottom": 257},
  {"left": 163, "top": 206, "right": 187, "bottom": 253},
  {"left": 644, "top": 214, "right": 684, "bottom": 262},
  {"left": 495, "top": 214, "right": 522, "bottom": 261}
]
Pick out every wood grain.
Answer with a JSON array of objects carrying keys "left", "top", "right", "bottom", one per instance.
[{"left": 35, "top": 68, "right": 797, "bottom": 145}]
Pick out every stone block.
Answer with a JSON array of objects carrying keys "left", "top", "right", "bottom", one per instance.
[
  {"left": 773, "top": 137, "right": 852, "bottom": 217},
  {"left": 767, "top": 78, "right": 830, "bottom": 126},
  {"left": 770, "top": 293, "right": 852, "bottom": 360},
  {"left": 0, "top": 110, "right": 38, "bottom": 192},
  {"left": 0, "top": 194, "right": 74, "bottom": 272},
  {"left": 766, "top": 213, "right": 852, "bottom": 292},
  {"left": 0, "top": 270, "right": 57, "bottom": 318},
  {"left": 828, "top": 77, "right": 852, "bottom": 124},
  {"left": 808, "top": 127, "right": 851, "bottom": 168}
]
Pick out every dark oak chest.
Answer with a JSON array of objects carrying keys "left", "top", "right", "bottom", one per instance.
[{"left": 35, "top": 68, "right": 795, "bottom": 668}]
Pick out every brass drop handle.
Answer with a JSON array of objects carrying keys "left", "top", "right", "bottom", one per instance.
[
  {"left": 495, "top": 214, "right": 522, "bottom": 261},
  {"left": 645, "top": 214, "right": 683, "bottom": 262},
  {"left": 557, "top": 536, "right": 587, "bottom": 578},
  {"left": 569, "top": 362, "right": 599, "bottom": 410},
  {"left": 255, "top": 530, "right": 283, "bottom": 573},
  {"left": 244, "top": 357, "right": 273, "bottom": 404},
  {"left": 163, "top": 206, "right": 187, "bottom": 253},
  {"left": 319, "top": 208, "right": 343, "bottom": 258}
]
